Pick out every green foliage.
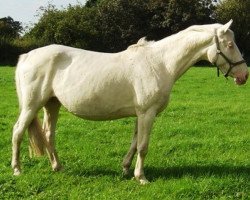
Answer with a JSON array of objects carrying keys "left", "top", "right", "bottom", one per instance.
[
  {"left": 165, "top": 0, "right": 216, "bottom": 33},
  {"left": 0, "top": 67, "right": 250, "bottom": 199},
  {"left": 25, "top": 0, "right": 216, "bottom": 52},
  {"left": 85, "top": 0, "right": 101, "bottom": 7},
  {"left": 0, "top": 17, "right": 22, "bottom": 39},
  {"left": 27, "top": 4, "right": 100, "bottom": 50},
  {"left": 0, "top": 37, "right": 40, "bottom": 66},
  {"left": 27, "top": 5, "right": 64, "bottom": 46},
  {"left": 215, "top": 0, "right": 250, "bottom": 60},
  {"left": 95, "top": 0, "right": 151, "bottom": 52},
  {"left": 0, "top": 17, "right": 25, "bottom": 65},
  {"left": 146, "top": 0, "right": 216, "bottom": 40},
  {"left": 0, "top": 39, "right": 18, "bottom": 65}
]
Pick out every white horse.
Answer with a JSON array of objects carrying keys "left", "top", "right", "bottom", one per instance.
[{"left": 12, "top": 20, "right": 248, "bottom": 184}]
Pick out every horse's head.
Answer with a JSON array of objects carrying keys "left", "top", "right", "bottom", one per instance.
[{"left": 208, "top": 20, "right": 249, "bottom": 85}]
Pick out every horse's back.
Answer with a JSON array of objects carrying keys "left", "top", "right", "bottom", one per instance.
[
  {"left": 17, "top": 44, "right": 84, "bottom": 71},
  {"left": 16, "top": 44, "right": 120, "bottom": 91}
]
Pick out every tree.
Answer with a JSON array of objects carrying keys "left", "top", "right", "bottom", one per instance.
[
  {"left": 146, "top": 0, "right": 216, "bottom": 40},
  {"left": 164, "top": 0, "right": 216, "bottom": 33},
  {"left": 85, "top": 0, "right": 100, "bottom": 7},
  {"left": 0, "top": 17, "right": 22, "bottom": 39},
  {"left": 25, "top": 0, "right": 216, "bottom": 52},
  {"left": 215, "top": 0, "right": 250, "bottom": 58},
  {"left": 0, "top": 17, "right": 23, "bottom": 65},
  {"left": 94, "top": 0, "right": 151, "bottom": 52},
  {"left": 85, "top": 0, "right": 216, "bottom": 51},
  {"left": 26, "top": 4, "right": 100, "bottom": 49},
  {"left": 26, "top": 5, "right": 63, "bottom": 45}
]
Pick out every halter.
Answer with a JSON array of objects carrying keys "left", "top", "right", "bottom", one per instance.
[{"left": 213, "top": 33, "right": 246, "bottom": 78}]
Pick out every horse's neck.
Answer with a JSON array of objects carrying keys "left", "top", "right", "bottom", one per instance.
[{"left": 153, "top": 31, "right": 213, "bottom": 81}]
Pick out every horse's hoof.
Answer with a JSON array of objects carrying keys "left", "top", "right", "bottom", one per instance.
[
  {"left": 122, "top": 167, "right": 130, "bottom": 177},
  {"left": 13, "top": 168, "right": 21, "bottom": 176},
  {"left": 52, "top": 164, "right": 63, "bottom": 172},
  {"left": 133, "top": 176, "right": 150, "bottom": 185},
  {"left": 139, "top": 179, "right": 150, "bottom": 185}
]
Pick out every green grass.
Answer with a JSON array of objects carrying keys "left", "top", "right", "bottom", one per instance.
[{"left": 0, "top": 66, "right": 249, "bottom": 199}]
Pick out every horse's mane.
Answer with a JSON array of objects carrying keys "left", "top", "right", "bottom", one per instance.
[
  {"left": 127, "top": 37, "right": 155, "bottom": 50},
  {"left": 184, "top": 23, "right": 222, "bottom": 33},
  {"left": 127, "top": 23, "right": 224, "bottom": 50}
]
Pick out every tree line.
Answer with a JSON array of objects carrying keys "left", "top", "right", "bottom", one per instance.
[{"left": 0, "top": 0, "right": 249, "bottom": 65}]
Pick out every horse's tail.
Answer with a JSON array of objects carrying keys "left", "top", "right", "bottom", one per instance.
[{"left": 28, "top": 117, "right": 46, "bottom": 157}]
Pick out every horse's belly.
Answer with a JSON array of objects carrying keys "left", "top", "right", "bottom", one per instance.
[
  {"left": 63, "top": 100, "right": 136, "bottom": 120},
  {"left": 73, "top": 106, "right": 136, "bottom": 120},
  {"left": 54, "top": 86, "right": 136, "bottom": 120}
]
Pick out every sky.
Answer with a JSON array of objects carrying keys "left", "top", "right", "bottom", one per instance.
[{"left": 0, "top": 0, "right": 87, "bottom": 28}]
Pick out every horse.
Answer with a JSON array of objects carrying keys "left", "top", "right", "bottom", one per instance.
[{"left": 12, "top": 20, "right": 248, "bottom": 184}]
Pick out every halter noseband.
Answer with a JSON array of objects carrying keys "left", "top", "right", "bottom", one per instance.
[{"left": 213, "top": 33, "right": 246, "bottom": 78}]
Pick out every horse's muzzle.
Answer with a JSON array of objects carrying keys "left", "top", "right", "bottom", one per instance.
[{"left": 234, "top": 71, "right": 249, "bottom": 85}]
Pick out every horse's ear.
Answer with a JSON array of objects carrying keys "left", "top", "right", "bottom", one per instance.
[{"left": 218, "top": 19, "right": 233, "bottom": 35}]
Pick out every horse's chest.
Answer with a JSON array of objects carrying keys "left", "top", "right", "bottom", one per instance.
[{"left": 134, "top": 76, "right": 172, "bottom": 112}]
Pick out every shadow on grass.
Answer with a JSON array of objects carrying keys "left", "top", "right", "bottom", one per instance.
[
  {"left": 66, "top": 164, "right": 250, "bottom": 180},
  {"left": 145, "top": 165, "right": 250, "bottom": 180}
]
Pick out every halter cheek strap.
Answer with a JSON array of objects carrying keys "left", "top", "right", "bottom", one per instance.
[{"left": 213, "top": 34, "right": 246, "bottom": 78}]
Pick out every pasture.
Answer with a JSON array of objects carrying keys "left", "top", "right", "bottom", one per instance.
[{"left": 0, "top": 66, "right": 249, "bottom": 199}]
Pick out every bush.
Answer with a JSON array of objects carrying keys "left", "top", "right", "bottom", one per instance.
[
  {"left": 24, "top": 0, "right": 216, "bottom": 53},
  {"left": 0, "top": 38, "right": 18, "bottom": 65},
  {"left": 0, "top": 37, "right": 40, "bottom": 66}
]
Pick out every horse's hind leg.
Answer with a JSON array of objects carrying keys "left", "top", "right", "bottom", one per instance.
[
  {"left": 43, "top": 97, "right": 62, "bottom": 171},
  {"left": 12, "top": 108, "right": 37, "bottom": 175},
  {"left": 122, "top": 119, "right": 138, "bottom": 175}
]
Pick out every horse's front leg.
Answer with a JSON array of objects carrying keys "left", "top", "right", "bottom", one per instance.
[
  {"left": 134, "top": 109, "right": 156, "bottom": 184},
  {"left": 122, "top": 119, "right": 138, "bottom": 175}
]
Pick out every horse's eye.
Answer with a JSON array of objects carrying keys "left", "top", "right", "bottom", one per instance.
[{"left": 227, "top": 41, "right": 234, "bottom": 48}]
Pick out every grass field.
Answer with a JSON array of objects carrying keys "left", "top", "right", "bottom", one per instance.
[{"left": 0, "top": 66, "right": 249, "bottom": 199}]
